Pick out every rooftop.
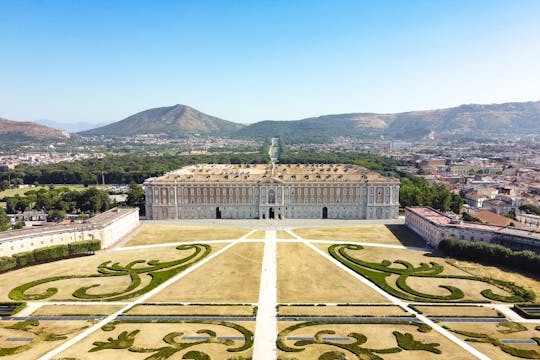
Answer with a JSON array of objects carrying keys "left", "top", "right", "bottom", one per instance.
[
  {"left": 145, "top": 164, "right": 396, "bottom": 183},
  {"left": 0, "top": 208, "right": 138, "bottom": 242},
  {"left": 407, "top": 207, "right": 540, "bottom": 240}
]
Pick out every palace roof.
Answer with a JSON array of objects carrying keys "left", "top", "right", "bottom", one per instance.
[{"left": 145, "top": 164, "right": 397, "bottom": 184}]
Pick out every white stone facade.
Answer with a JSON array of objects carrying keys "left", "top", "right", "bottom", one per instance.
[
  {"left": 145, "top": 164, "right": 400, "bottom": 220},
  {"left": 405, "top": 207, "right": 540, "bottom": 252},
  {"left": 0, "top": 207, "right": 139, "bottom": 257}
]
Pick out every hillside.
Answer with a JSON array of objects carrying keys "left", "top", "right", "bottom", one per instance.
[
  {"left": 236, "top": 101, "right": 540, "bottom": 141},
  {"left": 0, "top": 118, "right": 71, "bottom": 140},
  {"left": 80, "top": 104, "right": 244, "bottom": 136}
]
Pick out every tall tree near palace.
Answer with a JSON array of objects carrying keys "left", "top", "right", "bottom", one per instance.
[
  {"left": 0, "top": 208, "right": 10, "bottom": 231},
  {"left": 399, "top": 177, "right": 459, "bottom": 213},
  {"left": 126, "top": 181, "right": 145, "bottom": 208}
]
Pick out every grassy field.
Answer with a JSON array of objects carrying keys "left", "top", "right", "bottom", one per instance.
[
  {"left": 292, "top": 224, "right": 404, "bottom": 244},
  {"left": 124, "top": 224, "right": 251, "bottom": 246},
  {"left": 149, "top": 242, "right": 263, "bottom": 303},
  {"left": 0, "top": 244, "right": 225, "bottom": 302},
  {"left": 276, "top": 230, "right": 296, "bottom": 239},
  {"left": 278, "top": 305, "right": 409, "bottom": 317},
  {"left": 277, "top": 243, "right": 388, "bottom": 303},
  {"left": 442, "top": 321, "right": 540, "bottom": 360},
  {"left": 412, "top": 305, "right": 502, "bottom": 317},
  {"left": 278, "top": 322, "right": 470, "bottom": 360},
  {"left": 32, "top": 305, "right": 123, "bottom": 316},
  {"left": 0, "top": 320, "right": 95, "bottom": 360},
  {"left": 58, "top": 321, "right": 254, "bottom": 359},
  {"left": 0, "top": 185, "right": 107, "bottom": 198},
  {"left": 316, "top": 243, "right": 532, "bottom": 303},
  {"left": 446, "top": 258, "right": 540, "bottom": 298},
  {"left": 126, "top": 304, "right": 256, "bottom": 316},
  {"left": 245, "top": 230, "right": 265, "bottom": 239}
]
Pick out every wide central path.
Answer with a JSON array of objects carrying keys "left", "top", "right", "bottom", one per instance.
[{"left": 252, "top": 230, "right": 277, "bottom": 360}]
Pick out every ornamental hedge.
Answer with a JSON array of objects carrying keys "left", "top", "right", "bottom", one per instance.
[
  {"left": 68, "top": 239, "right": 101, "bottom": 255},
  {"left": 13, "top": 251, "right": 36, "bottom": 267},
  {"left": 33, "top": 244, "right": 70, "bottom": 263},
  {"left": 439, "top": 237, "right": 540, "bottom": 275},
  {"left": 0, "top": 239, "right": 101, "bottom": 273},
  {"left": 0, "top": 256, "right": 17, "bottom": 272}
]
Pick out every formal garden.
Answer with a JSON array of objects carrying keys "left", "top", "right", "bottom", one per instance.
[{"left": 0, "top": 224, "right": 538, "bottom": 359}]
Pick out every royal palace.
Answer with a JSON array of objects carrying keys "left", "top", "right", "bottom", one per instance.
[{"left": 144, "top": 164, "right": 400, "bottom": 220}]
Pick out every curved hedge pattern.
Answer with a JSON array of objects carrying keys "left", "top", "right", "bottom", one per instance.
[
  {"left": 328, "top": 244, "right": 534, "bottom": 303},
  {"left": 9, "top": 244, "right": 211, "bottom": 302},
  {"left": 92, "top": 320, "right": 253, "bottom": 359},
  {"left": 277, "top": 321, "right": 439, "bottom": 359}
]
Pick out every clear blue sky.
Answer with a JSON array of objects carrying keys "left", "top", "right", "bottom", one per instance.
[{"left": 1, "top": 0, "right": 539, "bottom": 125}]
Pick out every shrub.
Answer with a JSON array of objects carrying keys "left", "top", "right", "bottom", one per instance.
[
  {"left": 439, "top": 238, "right": 540, "bottom": 276},
  {"left": 33, "top": 244, "right": 69, "bottom": 263},
  {"left": 0, "top": 256, "right": 17, "bottom": 272},
  {"left": 68, "top": 239, "right": 101, "bottom": 255},
  {"left": 13, "top": 251, "right": 35, "bottom": 267}
]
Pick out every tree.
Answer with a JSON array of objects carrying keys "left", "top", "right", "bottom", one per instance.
[
  {"left": 0, "top": 180, "right": 9, "bottom": 191},
  {"left": 47, "top": 209, "right": 66, "bottom": 222},
  {"left": 78, "top": 187, "right": 112, "bottom": 215},
  {"left": 450, "top": 194, "right": 465, "bottom": 214},
  {"left": 519, "top": 203, "right": 540, "bottom": 216},
  {"left": 0, "top": 208, "right": 10, "bottom": 231},
  {"left": 126, "top": 181, "right": 145, "bottom": 207}
]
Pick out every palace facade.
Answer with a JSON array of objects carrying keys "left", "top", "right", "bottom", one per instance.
[{"left": 144, "top": 164, "right": 399, "bottom": 220}]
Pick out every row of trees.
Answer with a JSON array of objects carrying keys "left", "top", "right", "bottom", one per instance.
[
  {"left": 2, "top": 186, "right": 113, "bottom": 220},
  {"left": 399, "top": 176, "right": 464, "bottom": 213},
  {"left": 0, "top": 145, "right": 412, "bottom": 186},
  {"left": 439, "top": 237, "right": 540, "bottom": 275}
]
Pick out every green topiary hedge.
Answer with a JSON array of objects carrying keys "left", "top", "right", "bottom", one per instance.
[
  {"left": 33, "top": 244, "right": 69, "bottom": 263},
  {"left": 0, "top": 256, "right": 17, "bottom": 272},
  {"left": 13, "top": 251, "right": 36, "bottom": 267},
  {"left": 68, "top": 239, "right": 101, "bottom": 255},
  {"left": 0, "top": 240, "right": 102, "bottom": 274}
]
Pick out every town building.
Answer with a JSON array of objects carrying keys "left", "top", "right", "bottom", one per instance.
[
  {"left": 0, "top": 207, "right": 139, "bottom": 257},
  {"left": 144, "top": 164, "right": 400, "bottom": 220},
  {"left": 405, "top": 207, "right": 540, "bottom": 253}
]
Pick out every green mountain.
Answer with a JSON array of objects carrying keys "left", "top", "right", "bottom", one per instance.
[
  {"left": 236, "top": 101, "right": 540, "bottom": 141},
  {"left": 80, "top": 104, "right": 244, "bottom": 136}
]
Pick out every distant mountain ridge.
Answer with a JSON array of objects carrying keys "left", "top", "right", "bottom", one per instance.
[
  {"left": 80, "top": 104, "right": 244, "bottom": 136},
  {"left": 235, "top": 101, "right": 540, "bottom": 141},
  {"left": 36, "top": 119, "right": 96, "bottom": 133},
  {"left": 5, "top": 100, "right": 539, "bottom": 142},
  {"left": 0, "top": 117, "right": 71, "bottom": 140}
]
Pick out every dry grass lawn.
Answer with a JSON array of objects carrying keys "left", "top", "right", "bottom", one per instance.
[
  {"left": 58, "top": 321, "right": 254, "bottom": 359},
  {"left": 126, "top": 304, "right": 256, "bottom": 316},
  {"left": 0, "top": 320, "right": 94, "bottom": 360},
  {"left": 278, "top": 305, "right": 408, "bottom": 317},
  {"left": 316, "top": 245, "right": 527, "bottom": 302},
  {"left": 412, "top": 305, "right": 502, "bottom": 317},
  {"left": 278, "top": 322, "right": 470, "bottom": 360},
  {"left": 245, "top": 230, "right": 265, "bottom": 239},
  {"left": 446, "top": 259, "right": 540, "bottom": 299},
  {"left": 125, "top": 224, "right": 250, "bottom": 246},
  {"left": 149, "top": 242, "right": 263, "bottom": 303},
  {"left": 276, "top": 230, "right": 296, "bottom": 239},
  {"left": 292, "top": 225, "right": 403, "bottom": 244},
  {"left": 277, "top": 243, "right": 388, "bottom": 303},
  {"left": 0, "top": 244, "right": 225, "bottom": 302},
  {"left": 32, "top": 305, "right": 123, "bottom": 316},
  {"left": 442, "top": 321, "right": 540, "bottom": 360}
]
